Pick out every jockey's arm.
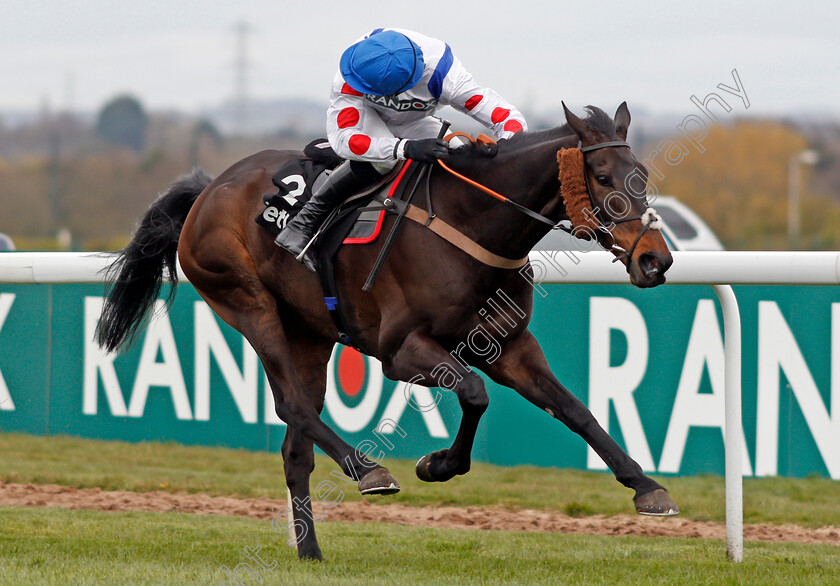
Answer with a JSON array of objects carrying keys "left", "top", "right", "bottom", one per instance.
[
  {"left": 326, "top": 80, "right": 400, "bottom": 164},
  {"left": 440, "top": 56, "right": 528, "bottom": 140}
]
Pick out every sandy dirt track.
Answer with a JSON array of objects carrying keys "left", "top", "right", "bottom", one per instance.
[{"left": 2, "top": 482, "right": 838, "bottom": 546}]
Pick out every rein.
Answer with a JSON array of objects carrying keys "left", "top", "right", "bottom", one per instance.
[
  {"left": 438, "top": 133, "right": 558, "bottom": 229},
  {"left": 436, "top": 159, "right": 558, "bottom": 228},
  {"left": 436, "top": 135, "right": 662, "bottom": 268}
]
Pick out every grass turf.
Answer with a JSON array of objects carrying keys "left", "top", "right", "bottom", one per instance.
[
  {"left": 1, "top": 433, "right": 839, "bottom": 528},
  {"left": 1, "top": 507, "right": 839, "bottom": 585}
]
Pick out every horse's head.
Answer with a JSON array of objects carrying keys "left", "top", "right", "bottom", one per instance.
[{"left": 560, "top": 103, "right": 673, "bottom": 288}]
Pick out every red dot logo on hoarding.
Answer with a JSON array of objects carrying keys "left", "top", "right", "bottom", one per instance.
[
  {"left": 337, "top": 347, "right": 365, "bottom": 397},
  {"left": 325, "top": 346, "right": 383, "bottom": 433}
]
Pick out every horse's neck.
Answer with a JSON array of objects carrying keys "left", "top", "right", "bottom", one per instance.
[{"left": 435, "top": 134, "right": 576, "bottom": 259}]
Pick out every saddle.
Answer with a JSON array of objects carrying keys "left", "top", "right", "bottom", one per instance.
[
  {"left": 255, "top": 140, "right": 426, "bottom": 347},
  {"left": 256, "top": 139, "right": 421, "bottom": 248}
]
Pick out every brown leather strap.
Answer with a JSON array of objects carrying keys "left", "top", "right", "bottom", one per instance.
[
  {"left": 403, "top": 204, "right": 528, "bottom": 269},
  {"left": 399, "top": 131, "right": 524, "bottom": 269}
]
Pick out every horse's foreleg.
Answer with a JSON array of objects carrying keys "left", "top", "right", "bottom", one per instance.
[
  {"left": 384, "top": 329, "right": 488, "bottom": 482},
  {"left": 485, "top": 331, "right": 678, "bottom": 515}
]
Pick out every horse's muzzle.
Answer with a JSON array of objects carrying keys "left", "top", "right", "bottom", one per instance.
[{"left": 632, "top": 251, "right": 673, "bottom": 288}]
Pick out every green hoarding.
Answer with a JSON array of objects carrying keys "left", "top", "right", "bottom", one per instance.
[{"left": 1, "top": 281, "right": 838, "bottom": 479}]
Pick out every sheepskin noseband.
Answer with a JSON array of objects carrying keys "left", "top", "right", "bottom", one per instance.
[{"left": 556, "top": 148, "right": 600, "bottom": 239}]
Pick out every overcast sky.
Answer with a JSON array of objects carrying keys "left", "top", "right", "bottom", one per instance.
[{"left": 3, "top": 0, "right": 839, "bottom": 120}]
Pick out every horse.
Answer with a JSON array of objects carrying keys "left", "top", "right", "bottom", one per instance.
[{"left": 96, "top": 102, "right": 678, "bottom": 561}]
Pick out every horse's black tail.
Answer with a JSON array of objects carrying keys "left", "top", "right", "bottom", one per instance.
[{"left": 96, "top": 168, "right": 213, "bottom": 353}]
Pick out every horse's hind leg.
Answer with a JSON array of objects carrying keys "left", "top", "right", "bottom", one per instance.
[
  {"left": 196, "top": 285, "right": 398, "bottom": 493},
  {"left": 383, "top": 329, "right": 488, "bottom": 483},
  {"left": 281, "top": 425, "right": 321, "bottom": 560},
  {"left": 262, "top": 323, "right": 400, "bottom": 496},
  {"left": 278, "top": 325, "right": 367, "bottom": 560},
  {"left": 486, "top": 330, "right": 679, "bottom": 516},
  {"left": 274, "top": 330, "right": 327, "bottom": 560},
  {"left": 271, "top": 327, "right": 400, "bottom": 498}
]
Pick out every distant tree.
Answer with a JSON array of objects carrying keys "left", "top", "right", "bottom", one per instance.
[
  {"left": 189, "top": 119, "right": 223, "bottom": 168},
  {"left": 96, "top": 95, "right": 148, "bottom": 151},
  {"left": 650, "top": 121, "right": 840, "bottom": 250}
]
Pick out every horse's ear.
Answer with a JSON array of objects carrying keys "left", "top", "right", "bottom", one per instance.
[
  {"left": 562, "top": 102, "right": 596, "bottom": 144},
  {"left": 614, "top": 101, "right": 631, "bottom": 141}
]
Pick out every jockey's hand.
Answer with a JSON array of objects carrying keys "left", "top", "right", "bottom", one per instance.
[
  {"left": 477, "top": 142, "right": 498, "bottom": 158},
  {"left": 404, "top": 138, "right": 451, "bottom": 162}
]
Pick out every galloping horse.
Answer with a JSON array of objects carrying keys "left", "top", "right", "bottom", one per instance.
[{"left": 97, "top": 103, "right": 678, "bottom": 560}]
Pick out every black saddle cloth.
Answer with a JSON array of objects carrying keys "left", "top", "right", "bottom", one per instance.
[{"left": 255, "top": 140, "right": 419, "bottom": 249}]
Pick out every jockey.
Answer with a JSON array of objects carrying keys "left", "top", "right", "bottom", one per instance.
[{"left": 275, "top": 27, "right": 528, "bottom": 271}]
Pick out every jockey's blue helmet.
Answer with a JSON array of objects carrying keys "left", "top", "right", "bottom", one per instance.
[{"left": 340, "top": 30, "right": 424, "bottom": 96}]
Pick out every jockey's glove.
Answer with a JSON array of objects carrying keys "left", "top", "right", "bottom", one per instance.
[
  {"left": 401, "top": 138, "right": 451, "bottom": 162},
  {"left": 477, "top": 142, "right": 498, "bottom": 158}
]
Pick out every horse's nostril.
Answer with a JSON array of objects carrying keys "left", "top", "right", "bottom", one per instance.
[{"left": 639, "top": 253, "right": 661, "bottom": 277}]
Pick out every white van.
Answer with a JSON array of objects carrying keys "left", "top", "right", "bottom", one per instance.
[{"left": 534, "top": 195, "right": 724, "bottom": 252}]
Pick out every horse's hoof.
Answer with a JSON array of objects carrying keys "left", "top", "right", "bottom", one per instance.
[
  {"left": 634, "top": 488, "right": 680, "bottom": 516},
  {"left": 415, "top": 450, "right": 464, "bottom": 483},
  {"left": 415, "top": 454, "right": 437, "bottom": 482},
  {"left": 358, "top": 467, "right": 400, "bottom": 495},
  {"left": 298, "top": 545, "right": 323, "bottom": 561}
]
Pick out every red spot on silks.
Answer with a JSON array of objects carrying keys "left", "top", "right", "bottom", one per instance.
[
  {"left": 491, "top": 107, "right": 510, "bottom": 124},
  {"left": 341, "top": 82, "right": 363, "bottom": 96},
  {"left": 337, "top": 107, "right": 360, "bottom": 129},
  {"left": 464, "top": 94, "right": 483, "bottom": 111},
  {"left": 504, "top": 119, "right": 523, "bottom": 133},
  {"left": 338, "top": 348, "right": 365, "bottom": 396},
  {"left": 348, "top": 134, "right": 371, "bottom": 155}
]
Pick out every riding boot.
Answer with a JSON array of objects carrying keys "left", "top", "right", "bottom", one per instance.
[{"left": 275, "top": 161, "right": 376, "bottom": 272}]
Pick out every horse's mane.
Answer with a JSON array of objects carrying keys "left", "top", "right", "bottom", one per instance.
[{"left": 450, "top": 105, "right": 617, "bottom": 158}]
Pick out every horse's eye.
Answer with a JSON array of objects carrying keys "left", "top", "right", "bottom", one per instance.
[{"left": 596, "top": 174, "right": 611, "bottom": 187}]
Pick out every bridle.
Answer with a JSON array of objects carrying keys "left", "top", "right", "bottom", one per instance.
[
  {"left": 576, "top": 140, "right": 663, "bottom": 265},
  {"left": 436, "top": 136, "right": 663, "bottom": 269}
]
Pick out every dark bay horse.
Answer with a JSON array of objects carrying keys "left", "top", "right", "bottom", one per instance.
[{"left": 96, "top": 103, "right": 677, "bottom": 560}]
